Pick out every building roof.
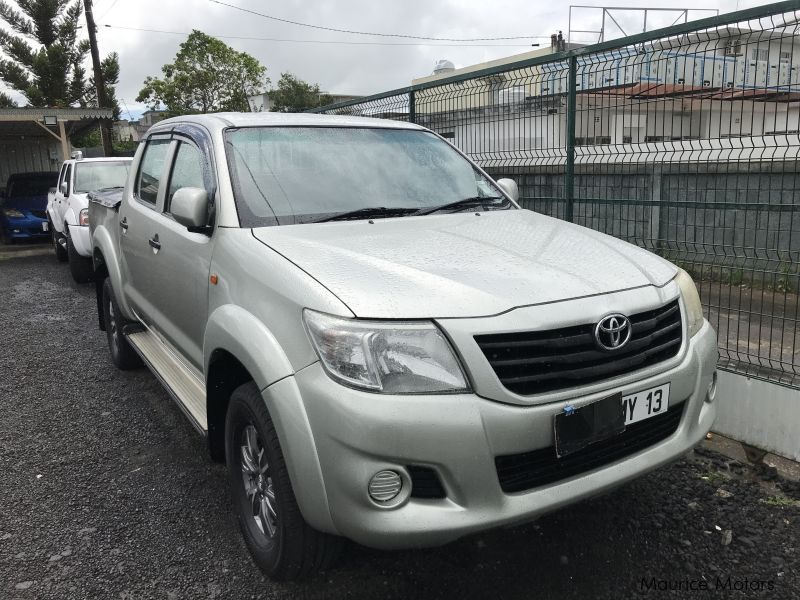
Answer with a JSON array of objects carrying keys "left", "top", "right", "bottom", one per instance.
[{"left": 0, "top": 107, "right": 113, "bottom": 139}]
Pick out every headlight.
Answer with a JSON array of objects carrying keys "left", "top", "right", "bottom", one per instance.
[
  {"left": 674, "top": 268, "right": 704, "bottom": 338},
  {"left": 303, "top": 310, "right": 470, "bottom": 394},
  {"left": 3, "top": 208, "right": 24, "bottom": 218},
  {"left": 79, "top": 208, "right": 89, "bottom": 226}
]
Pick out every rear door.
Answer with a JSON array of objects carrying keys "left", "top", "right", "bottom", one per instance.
[{"left": 118, "top": 136, "right": 172, "bottom": 322}]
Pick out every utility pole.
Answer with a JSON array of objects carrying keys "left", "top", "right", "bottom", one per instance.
[{"left": 83, "top": 0, "right": 113, "bottom": 156}]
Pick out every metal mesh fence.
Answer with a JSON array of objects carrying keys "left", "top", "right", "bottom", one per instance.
[{"left": 311, "top": 1, "right": 800, "bottom": 388}]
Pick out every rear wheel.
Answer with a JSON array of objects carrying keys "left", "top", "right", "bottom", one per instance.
[
  {"left": 102, "top": 278, "right": 142, "bottom": 370},
  {"left": 225, "top": 382, "right": 341, "bottom": 580},
  {"left": 67, "top": 233, "right": 93, "bottom": 283},
  {"left": 51, "top": 221, "right": 67, "bottom": 262}
]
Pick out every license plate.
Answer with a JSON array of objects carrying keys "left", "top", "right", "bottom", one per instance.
[
  {"left": 554, "top": 392, "right": 625, "bottom": 458},
  {"left": 554, "top": 383, "right": 671, "bottom": 458},
  {"left": 622, "top": 383, "right": 670, "bottom": 425},
  {"left": 42, "top": 221, "right": 49, "bottom": 232}
]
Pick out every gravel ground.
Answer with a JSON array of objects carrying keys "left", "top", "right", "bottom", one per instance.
[{"left": 1, "top": 252, "right": 798, "bottom": 599}]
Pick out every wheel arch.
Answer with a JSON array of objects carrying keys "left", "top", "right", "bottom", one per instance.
[
  {"left": 91, "top": 224, "right": 134, "bottom": 321},
  {"left": 204, "top": 307, "right": 336, "bottom": 533},
  {"left": 93, "top": 248, "right": 109, "bottom": 330}
]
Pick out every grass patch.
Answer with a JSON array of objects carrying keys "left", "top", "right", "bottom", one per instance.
[{"left": 760, "top": 495, "right": 800, "bottom": 508}]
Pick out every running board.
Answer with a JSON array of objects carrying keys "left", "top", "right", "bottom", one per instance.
[{"left": 126, "top": 330, "right": 207, "bottom": 432}]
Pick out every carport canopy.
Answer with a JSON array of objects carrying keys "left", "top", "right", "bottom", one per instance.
[{"left": 0, "top": 107, "right": 113, "bottom": 161}]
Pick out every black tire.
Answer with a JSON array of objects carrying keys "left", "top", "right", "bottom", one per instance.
[
  {"left": 225, "top": 382, "right": 341, "bottom": 580},
  {"left": 67, "top": 234, "right": 93, "bottom": 283},
  {"left": 51, "top": 222, "right": 67, "bottom": 262},
  {"left": 102, "top": 278, "right": 142, "bottom": 370}
]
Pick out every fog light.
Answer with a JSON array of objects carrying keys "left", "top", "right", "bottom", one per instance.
[
  {"left": 706, "top": 371, "right": 718, "bottom": 403},
  {"left": 368, "top": 470, "right": 402, "bottom": 503}
]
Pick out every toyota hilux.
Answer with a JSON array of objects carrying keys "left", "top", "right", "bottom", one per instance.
[{"left": 89, "top": 113, "right": 718, "bottom": 581}]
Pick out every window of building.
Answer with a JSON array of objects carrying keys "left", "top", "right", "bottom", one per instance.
[{"left": 751, "top": 48, "right": 769, "bottom": 62}]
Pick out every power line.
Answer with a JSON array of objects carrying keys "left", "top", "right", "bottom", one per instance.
[
  {"left": 208, "top": 0, "right": 551, "bottom": 42},
  {"left": 98, "top": 0, "right": 121, "bottom": 21},
  {"left": 102, "top": 24, "right": 538, "bottom": 47}
]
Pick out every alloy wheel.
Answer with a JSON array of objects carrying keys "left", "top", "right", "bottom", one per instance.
[{"left": 240, "top": 424, "right": 278, "bottom": 538}]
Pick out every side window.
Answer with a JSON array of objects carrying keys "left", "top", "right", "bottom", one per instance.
[
  {"left": 63, "top": 164, "right": 72, "bottom": 196},
  {"left": 166, "top": 142, "right": 207, "bottom": 213},
  {"left": 134, "top": 139, "right": 171, "bottom": 206}
]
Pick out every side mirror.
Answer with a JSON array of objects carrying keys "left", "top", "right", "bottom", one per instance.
[
  {"left": 60, "top": 182, "right": 68, "bottom": 196},
  {"left": 496, "top": 178, "right": 519, "bottom": 203},
  {"left": 171, "top": 187, "right": 209, "bottom": 229}
]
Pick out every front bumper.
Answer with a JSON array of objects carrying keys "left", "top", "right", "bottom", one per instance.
[
  {"left": 67, "top": 224, "right": 92, "bottom": 257},
  {"left": 281, "top": 321, "right": 718, "bottom": 549},
  {"left": 3, "top": 213, "right": 49, "bottom": 239}
]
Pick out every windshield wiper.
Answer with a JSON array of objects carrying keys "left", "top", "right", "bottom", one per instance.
[
  {"left": 314, "top": 206, "right": 420, "bottom": 223},
  {"left": 414, "top": 195, "right": 508, "bottom": 216}
]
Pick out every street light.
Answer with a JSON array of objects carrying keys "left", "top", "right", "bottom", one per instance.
[{"left": 43, "top": 115, "right": 57, "bottom": 127}]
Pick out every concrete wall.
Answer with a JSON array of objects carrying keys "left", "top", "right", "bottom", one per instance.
[
  {"left": 713, "top": 371, "right": 800, "bottom": 461},
  {"left": 0, "top": 137, "right": 61, "bottom": 186}
]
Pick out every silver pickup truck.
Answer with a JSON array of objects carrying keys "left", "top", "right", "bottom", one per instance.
[{"left": 90, "top": 112, "right": 718, "bottom": 581}]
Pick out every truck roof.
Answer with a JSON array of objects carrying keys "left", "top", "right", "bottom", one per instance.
[
  {"left": 150, "top": 112, "right": 425, "bottom": 133},
  {"left": 63, "top": 156, "right": 133, "bottom": 165}
]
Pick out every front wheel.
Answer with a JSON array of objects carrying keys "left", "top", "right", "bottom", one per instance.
[
  {"left": 225, "top": 382, "right": 342, "bottom": 580},
  {"left": 67, "top": 234, "right": 93, "bottom": 283},
  {"left": 51, "top": 223, "right": 67, "bottom": 262},
  {"left": 102, "top": 278, "right": 142, "bottom": 370}
]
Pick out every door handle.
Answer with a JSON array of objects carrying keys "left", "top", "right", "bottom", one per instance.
[
  {"left": 119, "top": 217, "right": 128, "bottom": 230},
  {"left": 148, "top": 234, "right": 161, "bottom": 251}
]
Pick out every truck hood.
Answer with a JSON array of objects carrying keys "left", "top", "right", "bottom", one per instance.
[{"left": 252, "top": 210, "right": 677, "bottom": 319}]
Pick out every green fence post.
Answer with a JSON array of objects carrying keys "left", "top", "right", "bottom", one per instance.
[
  {"left": 565, "top": 55, "right": 577, "bottom": 223},
  {"left": 409, "top": 89, "right": 416, "bottom": 124}
]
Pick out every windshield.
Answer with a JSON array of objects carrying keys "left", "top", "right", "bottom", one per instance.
[
  {"left": 8, "top": 174, "right": 57, "bottom": 198},
  {"left": 225, "top": 126, "right": 508, "bottom": 226},
  {"left": 74, "top": 161, "right": 131, "bottom": 194}
]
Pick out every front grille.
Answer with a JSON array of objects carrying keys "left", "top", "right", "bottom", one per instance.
[
  {"left": 407, "top": 466, "right": 447, "bottom": 499},
  {"left": 474, "top": 300, "right": 682, "bottom": 395},
  {"left": 495, "top": 401, "right": 685, "bottom": 493}
]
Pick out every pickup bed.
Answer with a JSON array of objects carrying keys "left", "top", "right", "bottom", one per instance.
[{"left": 90, "top": 112, "right": 718, "bottom": 581}]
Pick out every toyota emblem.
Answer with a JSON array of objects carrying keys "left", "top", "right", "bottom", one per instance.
[{"left": 594, "top": 314, "right": 632, "bottom": 351}]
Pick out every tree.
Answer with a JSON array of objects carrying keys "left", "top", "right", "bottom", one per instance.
[
  {"left": 268, "top": 73, "right": 331, "bottom": 113},
  {"left": 0, "top": 90, "right": 17, "bottom": 107},
  {"left": 137, "top": 30, "right": 267, "bottom": 116},
  {"left": 87, "top": 52, "right": 120, "bottom": 120},
  {"left": 0, "top": 0, "right": 86, "bottom": 106},
  {"left": 0, "top": 0, "right": 118, "bottom": 111}
]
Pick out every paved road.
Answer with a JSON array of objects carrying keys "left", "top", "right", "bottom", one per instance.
[{"left": 1, "top": 252, "right": 798, "bottom": 599}]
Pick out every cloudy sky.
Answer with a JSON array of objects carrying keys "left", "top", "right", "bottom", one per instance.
[{"left": 0, "top": 0, "right": 779, "bottom": 119}]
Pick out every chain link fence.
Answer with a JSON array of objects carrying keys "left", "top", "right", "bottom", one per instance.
[{"left": 311, "top": 1, "right": 800, "bottom": 388}]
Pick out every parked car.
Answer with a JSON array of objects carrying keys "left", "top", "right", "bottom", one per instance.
[
  {"left": 0, "top": 171, "right": 59, "bottom": 243},
  {"left": 90, "top": 113, "right": 717, "bottom": 581},
  {"left": 47, "top": 153, "right": 131, "bottom": 281}
]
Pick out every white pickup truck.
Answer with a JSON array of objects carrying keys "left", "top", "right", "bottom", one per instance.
[
  {"left": 47, "top": 154, "right": 131, "bottom": 282},
  {"left": 90, "top": 112, "right": 718, "bottom": 581}
]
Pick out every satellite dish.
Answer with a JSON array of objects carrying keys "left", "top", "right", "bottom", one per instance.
[{"left": 433, "top": 59, "right": 455, "bottom": 75}]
